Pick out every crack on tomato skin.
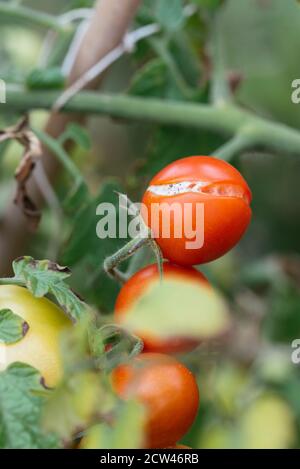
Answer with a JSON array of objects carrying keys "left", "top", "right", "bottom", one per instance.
[
  {"left": 201, "top": 182, "right": 251, "bottom": 204},
  {"left": 147, "top": 181, "right": 251, "bottom": 204},
  {"left": 147, "top": 181, "right": 207, "bottom": 196}
]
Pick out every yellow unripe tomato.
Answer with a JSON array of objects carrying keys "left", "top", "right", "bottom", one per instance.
[{"left": 0, "top": 285, "right": 71, "bottom": 387}]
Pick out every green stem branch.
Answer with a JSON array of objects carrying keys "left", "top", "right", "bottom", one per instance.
[
  {"left": 213, "top": 133, "right": 254, "bottom": 161},
  {"left": 104, "top": 234, "right": 150, "bottom": 283},
  {"left": 149, "top": 38, "right": 194, "bottom": 100},
  {"left": 33, "top": 127, "right": 84, "bottom": 186},
  {"left": 0, "top": 2, "right": 68, "bottom": 32},
  {"left": 5, "top": 89, "right": 300, "bottom": 158},
  {"left": 0, "top": 278, "right": 25, "bottom": 287}
]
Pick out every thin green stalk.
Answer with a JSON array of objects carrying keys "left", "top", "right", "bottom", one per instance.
[
  {"left": 213, "top": 134, "right": 254, "bottom": 161},
  {"left": 149, "top": 37, "right": 194, "bottom": 100},
  {"left": 0, "top": 2, "right": 68, "bottom": 32},
  {"left": 210, "top": 14, "right": 232, "bottom": 106},
  {"left": 0, "top": 278, "right": 24, "bottom": 287},
  {"left": 4, "top": 90, "right": 252, "bottom": 134},
  {"left": 33, "top": 126, "right": 84, "bottom": 186},
  {"left": 5, "top": 89, "right": 300, "bottom": 158},
  {"left": 148, "top": 239, "right": 164, "bottom": 280},
  {"left": 104, "top": 234, "right": 151, "bottom": 283}
]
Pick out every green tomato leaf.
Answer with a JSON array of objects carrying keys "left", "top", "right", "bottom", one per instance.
[
  {"left": 155, "top": 0, "right": 185, "bottom": 31},
  {"left": 13, "top": 257, "right": 70, "bottom": 291},
  {"left": 123, "top": 278, "right": 230, "bottom": 340},
  {"left": 47, "top": 282, "right": 85, "bottom": 323},
  {"left": 12, "top": 257, "right": 86, "bottom": 322},
  {"left": 62, "top": 180, "right": 124, "bottom": 266},
  {"left": 128, "top": 59, "right": 169, "bottom": 97},
  {"left": 0, "top": 309, "right": 29, "bottom": 344},
  {"left": 61, "top": 179, "right": 125, "bottom": 312},
  {"left": 0, "top": 363, "right": 58, "bottom": 449},
  {"left": 63, "top": 181, "right": 90, "bottom": 214}
]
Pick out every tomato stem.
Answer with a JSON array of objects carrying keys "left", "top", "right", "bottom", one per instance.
[
  {"left": 6, "top": 90, "right": 300, "bottom": 158},
  {"left": 148, "top": 239, "right": 164, "bottom": 281},
  {"left": 0, "top": 277, "right": 25, "bottom": 287},
  {"left": 104, "top": 232, "right": 151, "bottom": 283},
  {"left": 213, "top": 133, "right": 255, "bottom": 162},
  {"left": 0, "top": 3, "right": 70, "bottom": 33}
]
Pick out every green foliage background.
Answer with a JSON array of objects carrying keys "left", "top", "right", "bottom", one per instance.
[{"left": 1, "top": 0, "right": 300, "bottom": 449}]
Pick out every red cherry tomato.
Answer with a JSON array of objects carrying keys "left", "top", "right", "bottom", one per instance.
[
  {"left": 114, "top": 262, "right": 209, "bottom": 354},
  {"left": 112, "top": 353, "right": 199, "bottom": 448},
  {"left": 142, "top": 156, "right": 252, "bottom": 266}
]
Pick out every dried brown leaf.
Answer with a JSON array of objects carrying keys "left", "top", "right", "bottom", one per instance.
[{"left": 0, "top": 115, "right": 42, "bottom": 230}]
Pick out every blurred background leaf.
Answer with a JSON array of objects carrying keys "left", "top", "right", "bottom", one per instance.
[
  {"left": 1, "top": 0, "right": 300, "bottom": 450},
  {"left": 80, "top": 400, "right": 146, "bottom": 449},
  {"left": 124, "top": 278, "right": 230, "bottom": 340}
]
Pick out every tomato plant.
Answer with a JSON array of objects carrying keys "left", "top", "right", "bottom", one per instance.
[
  {"left": 112, "top": 353, "right": 199, "bottom": 448},
  {"left": 115, "top": 262, "right": 209, "bottom": 353},
  {"left": 0, "top": 0, "right": 299, "bottom": 453},
  {"left": 142, "top": 156, "right": 252, "bottom": 265}
]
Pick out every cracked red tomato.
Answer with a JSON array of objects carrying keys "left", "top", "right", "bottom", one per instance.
[
  {"left": 141, "top": 156, "right": 252, "bottom": 265},
  {"left": 114, "top": 262, "right": 209, "bottom": 354},
  {"left": 112, "top": 353, "right": 199, "bottom": 448}
]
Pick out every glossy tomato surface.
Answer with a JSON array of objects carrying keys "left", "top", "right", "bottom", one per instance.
[
  {"left": 115, "top": 262, "right": 209, "bottom": 353},
  {"left": 112, "top": 353, "right": 199, "bottom": 448},
  {"left": 0, "top": 285, "right": 71, "bottom": 387},
  {"left": 142, "top": 156, "right": 252, "bottom": 265}
]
